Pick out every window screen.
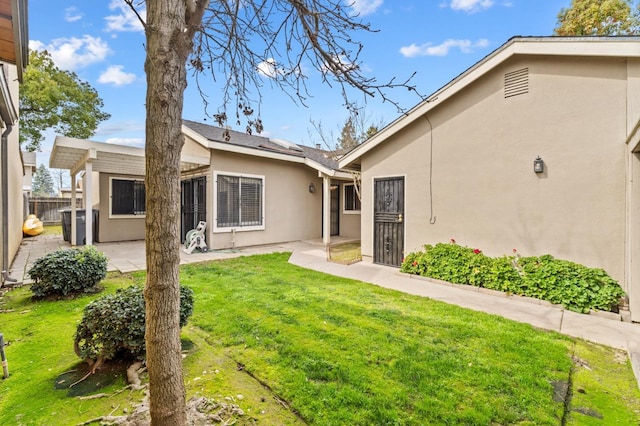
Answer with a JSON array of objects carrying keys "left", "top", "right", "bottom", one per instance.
[
  {"left": 112, "top": 179, "right": 146, "bottom": 215},
  {"left": 217, "top": 174, "right": 263, "bottom": 228},
  {"left": 344, "top": 184, "right": 361, "bottom": 211}
]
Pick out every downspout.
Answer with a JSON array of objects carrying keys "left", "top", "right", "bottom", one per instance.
[{"left": 1, "top": 124, "right": 18, "bottom": 285}]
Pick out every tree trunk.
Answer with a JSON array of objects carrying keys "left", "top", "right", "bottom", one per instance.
[{"left": 144, "top": 1, "right": 191, "bottom": 424}]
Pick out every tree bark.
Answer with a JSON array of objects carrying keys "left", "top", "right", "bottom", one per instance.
[{"left": 144, "top": 1, "right": 191, "bottom": 424}]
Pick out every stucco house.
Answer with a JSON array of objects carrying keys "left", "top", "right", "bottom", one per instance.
[
  {"left": 338, "top": 36, "right": 640, "bottom": 321},
  {"left": 0, "top": 0, "right": 28, "bottom": 286},
  {"left": 49, "top": 119, "right": 360, "bottom": 249}
]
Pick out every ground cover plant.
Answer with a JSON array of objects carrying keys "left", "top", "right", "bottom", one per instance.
[
  {"left": 0, "top": 253, "right": 639, "bottom": 425},
  {"left": 401, "top": 241, "right": 626, "bottom": 313}
]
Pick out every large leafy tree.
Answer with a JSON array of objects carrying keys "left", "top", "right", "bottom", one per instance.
[
  {"left": 554, "top": 0, "right": 640, "bottom": 35},
  {"left": 32, "top": 164, "right": 55, "bottom": 197},
  {"left": 126, "top": 1, "right": 422, "bottom": 423},
  {"left": 19, "top": 50, "right": 111, "bottom": 151}
]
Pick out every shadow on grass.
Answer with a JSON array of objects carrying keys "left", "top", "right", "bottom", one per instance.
[{"left": 54, "top": 359, "right": 129, "bottom": 397}]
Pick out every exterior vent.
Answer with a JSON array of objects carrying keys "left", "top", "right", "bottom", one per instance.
[{"left": 504, "top": 68, "right": 528, "bottom": 98}]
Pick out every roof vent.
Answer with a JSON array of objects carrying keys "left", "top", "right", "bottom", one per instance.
[{"left": 504, "top": 68, "right": 528, "bottom": 98}]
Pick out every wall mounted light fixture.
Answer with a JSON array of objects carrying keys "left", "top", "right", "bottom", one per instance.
[
  {"left": 533, "top": 156, "right": 544, "bottom": 174},
  {"left": 309, "top": 182, "right": 315, "bottom": 193}
]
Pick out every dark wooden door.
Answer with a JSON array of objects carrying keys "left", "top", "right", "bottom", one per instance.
[
  {"left": 374, "top": 177, "right": 404, "bottom": 266},
  {"left": 330, "top": 184, "right": 340, "bottom": 236},
  {"left": 181, "top": 176, "right": 207, "bottom": 242}
]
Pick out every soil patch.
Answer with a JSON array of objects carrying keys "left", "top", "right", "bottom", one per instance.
[{"left": 55, "top": 359, "right": 129, "bottom": 397}]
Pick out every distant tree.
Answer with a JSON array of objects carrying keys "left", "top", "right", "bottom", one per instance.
[
  {"left": 330, "top": 107, "right": 383, "bottom": 150},
  {"left": 32, "top": 164, "right": 55, "bottom": 197},
  {"left": 554, "top": 0, "right": 640, "bottom": 35},
  {"left": 19, "top": 50, "right": 111, "bottom": 152},
  {"left": 364, "top": 125, "right": 379, "bottom": 140},
  {"left": 51, "top": 168, "right": 70, "bottom": 194},
  {"left": 337, "top": 117, "right": 358, "bottom": 150}
]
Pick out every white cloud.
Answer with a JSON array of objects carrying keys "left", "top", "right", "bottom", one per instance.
[
  {"left": 105, "top": 0, "right": 145, "bottom": 33},
  {"left": 257, "top": 58, "right": 302, "bottom": 79},
  {"left": 29, "top": 36, "right": 111, "bottom": 71},
  {"left": 399, "top": 38, "right": 489, "bottom": 57},
  {"left": 64, "top": 7, "right": 83, "bottom": 23},
  {"left": 98, "top": 65, "right": 137, "bottom": 86},
  {"left": 350, "top": 0, "right": 384, "bottom": 16},
  {"left": 448, "top": 0, "right": 494, "bottom": 13},
  {"left": 322, "top": 55, "right": 359, "bottom": 74},
  {"left": 257, "top": 58, "right": 281, "bottom": 78}
]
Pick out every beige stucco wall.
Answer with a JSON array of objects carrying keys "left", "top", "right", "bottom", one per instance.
[
  {"left": 182, "top": 135, "right": 210, "bottom": 159},
  {"left": 97, "top": 172, "right": 146, "bottom": 242},
  {"left": 6, "top": 64, "right": 23, "bottom": 268},
  {"left": 360, "top": 55, "right": 628, "bottom": 289},
  {"left": 208, "top": 150, "right": 323, "bottom": 249}
]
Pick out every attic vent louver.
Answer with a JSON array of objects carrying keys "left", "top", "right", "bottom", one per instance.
[{"left": 504, "top": 68, "right": 528, "bottom": 98}]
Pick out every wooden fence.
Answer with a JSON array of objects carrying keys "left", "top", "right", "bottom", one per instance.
[{"left": 28, "top": 197, "right": 83, "bottom": 225}]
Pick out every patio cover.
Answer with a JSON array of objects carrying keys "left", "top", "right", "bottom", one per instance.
[{"left": 49, "top": 136, "right": 210, "bottom": 245}]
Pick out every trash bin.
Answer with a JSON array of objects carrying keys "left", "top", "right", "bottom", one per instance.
[{"left": 59, "top": 209, "right": 99, "bottom": 245}]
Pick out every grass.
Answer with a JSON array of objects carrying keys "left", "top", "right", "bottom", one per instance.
[
  {"left": 41, "top": 224, "right": 62, "bottom": 236},
  {"left": 1, "top": 253, "right": 640, "bottom": 425},
  {"left": 328, "top": 240, "right": 361, "bottom": 264}
]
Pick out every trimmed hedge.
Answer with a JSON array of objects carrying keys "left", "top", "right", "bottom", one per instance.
[
  {"left": 401, "top": 242, "right": 625, "bottom": 313},
  {"left": 74, "top": 285, "right": 195, "bottom": 363},
  {"left": 28, "top": 246, "right": 107, "bottom": 297}
]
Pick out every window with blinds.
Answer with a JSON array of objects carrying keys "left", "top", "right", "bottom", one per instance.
[
  {"left": 111, "top": 178, "right": 146, "bottom": 216},
  {"left": 216, "top": 174, "right": 264, "bottom": 229}
]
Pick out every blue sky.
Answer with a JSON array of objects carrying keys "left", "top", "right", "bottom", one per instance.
[{"left": 29, "top": 0, "right": 569, "bottom": 168}]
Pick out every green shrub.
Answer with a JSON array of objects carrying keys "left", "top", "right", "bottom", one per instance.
[
  {"left": 401, "top": 242, "right": 491, "bottom": 286},
  {"left": 401, "top": 242, "right": 625, "bottom": 313},
  {"left": 28, "top": 246, "right": 108, "bottom": 297},
  {"left": 74, "top": 285, "right": 195, "bottom": 363},
  {"left": 518, "top": 255, "right": 625, "bottom": 313}
]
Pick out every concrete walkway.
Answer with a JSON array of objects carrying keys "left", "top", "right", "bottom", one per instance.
[{"left": 8, "top": 235, "right": 640, "bottom": 384}]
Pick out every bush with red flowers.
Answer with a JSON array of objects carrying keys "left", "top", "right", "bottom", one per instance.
[{"left": 400, "top": 240, "right": 625, "bottom": 313}]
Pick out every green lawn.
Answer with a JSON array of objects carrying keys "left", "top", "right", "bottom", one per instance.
[{"left": 1, "top": 253, "right": 639, "bottom": 425}]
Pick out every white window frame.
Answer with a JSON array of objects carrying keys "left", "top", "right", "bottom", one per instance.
[
  {"left": 342, "top": 183, "right": 361, "bottom": 214},
  {"left": 213, "top": 171, "right": 266, "bottom": 233},
  {"left": 109, "top": 176, "right": 146, "bottom": 219}
]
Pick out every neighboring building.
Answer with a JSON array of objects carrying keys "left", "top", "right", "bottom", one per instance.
[
  {"left": 59, "top": 186, "right": 83, "bottom": 199},
  {"left": 0, "top": 0, "right": 28, "bottom": 286},
  {"left": 49, "top": 120, "right": 360, "bottom": 249},
  {"left": 338, "top": 36, "right": 640, "bottom": 321},
  {"left": 21, "top": 151, "right": 35, "bottom": 195}
]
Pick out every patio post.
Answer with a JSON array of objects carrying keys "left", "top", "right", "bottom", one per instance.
[
  {"left": 70, "top": 173, "right": 76, "bottom": 247},
  {"left": 84, "top": 161, "right": 93, "bottom": 245},
  {"left": 322, "top": 174, "right": 331, "bottom": 247}
]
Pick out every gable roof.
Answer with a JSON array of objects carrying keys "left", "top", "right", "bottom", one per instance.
[
  {"left": 183, "top": 119, "right": 350, "bottom": 177},
  {"left": 338, "top": 36, "right": 640, "bottom": 171}
]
